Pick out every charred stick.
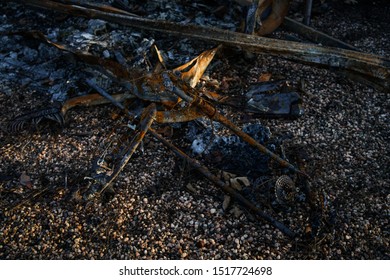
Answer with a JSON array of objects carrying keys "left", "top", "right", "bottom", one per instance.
[
  {"left": 282, "top": 17, "right": 359, "bottom": 51},
  {"left": 94, "top": 104, "right": 155, "bottom": 196},
  {"left": 7, "top": 187, "right": 49, "bottom": 212},
  {"left": 85, "top": 79, "right": 153, "bottom": 196},
  {"left": 60, "top": 0, "right": 138, "bottom": 17},
  {"left": 86, "top": 79, "right": 129, "bottom": 112},
  {"left": 18, "top": 0, "right": 390, "bottom": 90}
]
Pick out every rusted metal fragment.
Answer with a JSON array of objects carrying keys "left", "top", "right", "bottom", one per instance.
[
  {"left": 290, "top": 145, "right": 324, "bottom": 239},
  {"left": 255, "top": 0, "right": 290, "bottom": 35},
  {"left": 60, "top": 93, "right": 135, "bottom": 116},
  {"left": 18, "top": 0, "right": 390, "bottom": 90},
  {"left": 174, "top": 45, "right": 221, "bottom": 88},
  {"left": 155, "top": 107, "right": 204, "bottom": 123},
  {"left": 240, "top": 0, "right": 290, "bottom": 35}
]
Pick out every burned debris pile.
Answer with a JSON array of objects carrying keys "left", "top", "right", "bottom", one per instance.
[{"left": 1, "top": 0, "right": 389, "bottom": 257}]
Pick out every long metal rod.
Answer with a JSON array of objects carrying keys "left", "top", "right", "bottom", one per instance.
[{"left": 283, "top": 16, "right": 359, "bottom": 51}]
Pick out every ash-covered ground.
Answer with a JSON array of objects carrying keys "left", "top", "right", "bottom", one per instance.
[{"left": 0, "top": 0, "right": 389, "bottom": 259}]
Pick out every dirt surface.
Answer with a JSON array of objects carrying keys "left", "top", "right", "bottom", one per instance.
[{"left": 0, "top": 0, "right": 389, "bottom": 259}]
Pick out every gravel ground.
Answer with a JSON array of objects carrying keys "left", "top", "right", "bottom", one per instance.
[{"left": 0, "top": 0, "right": 389, "bottom": 259}]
